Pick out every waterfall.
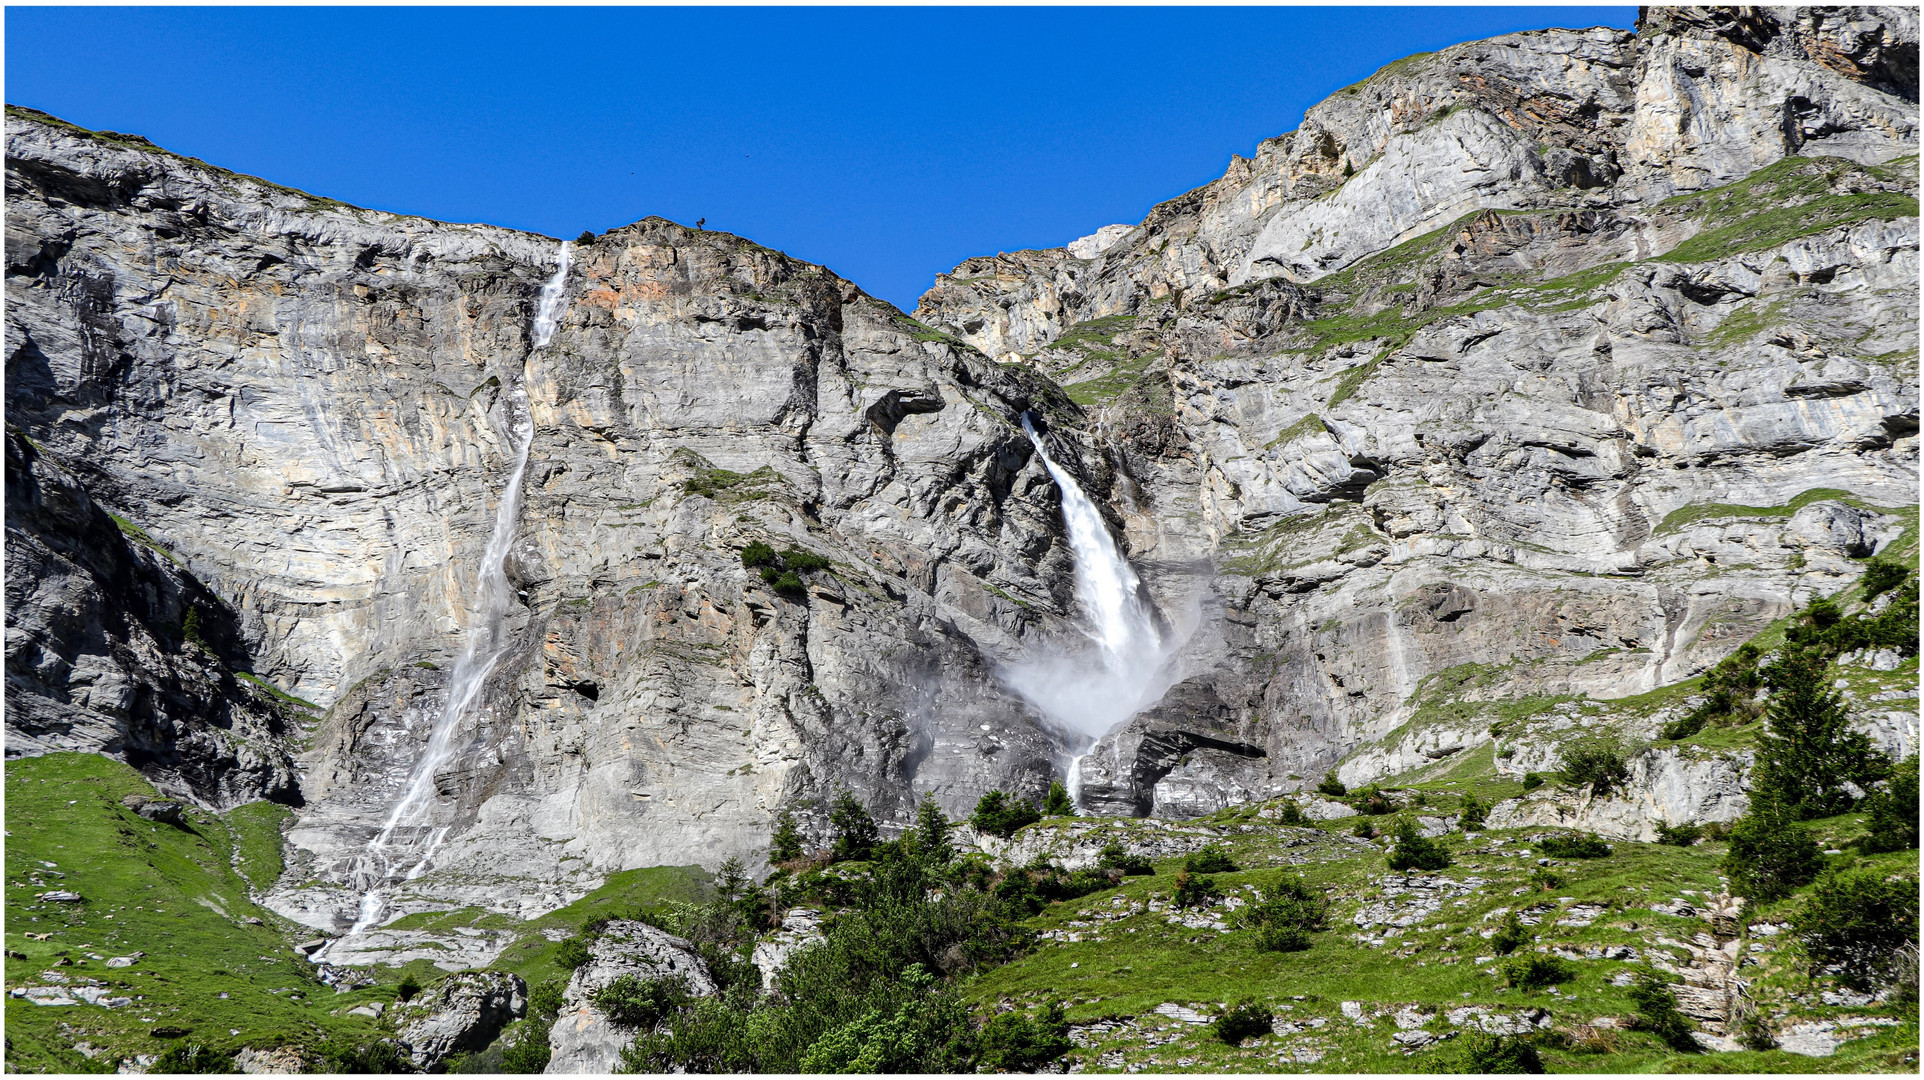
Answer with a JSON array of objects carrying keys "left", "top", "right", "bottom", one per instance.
[
  {"left": 333, "top": 243, "right": 570, "bottom": 945},
  {"left": 1004, "top": 414, "right": 1172, "bottom": 805}
]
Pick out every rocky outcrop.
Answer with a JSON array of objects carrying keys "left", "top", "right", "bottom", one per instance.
[
  {"left": 4, "top": 429, "right": 300, "bottom": 808},
  {"left": 391, "top": 969, "right": 526, "bottom": 1071},
  {"left": 915, "top": 8, "right": 1917, "bottom": 356},
  {"left": 544, "top": 921, "right": 713, "bottom": 1074},
  {"left": 750, "top": 908, "right": 825, "bottom": 991},
  {"left": 1486, "top": 747, "right": 1754, "bottom": 841}
]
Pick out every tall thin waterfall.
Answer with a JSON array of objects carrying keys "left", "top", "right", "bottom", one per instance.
[
  {"left": 1005, "top": 414, "right": 1170, "bottom": 804},
  {"left": 335, "top": 243, "right": 570, "bottom": 944}
]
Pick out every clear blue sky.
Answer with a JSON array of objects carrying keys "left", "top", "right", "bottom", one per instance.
[{"left": 7, "top": 6, "right": 1636, "bottom": 309}]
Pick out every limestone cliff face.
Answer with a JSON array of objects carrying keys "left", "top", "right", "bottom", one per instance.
[
  {"left": 917, "top": 8, "right": 1917, "bottom": 359},
  {"left": 5, "top": 109, "right": 1111, "bottom": 943},
  {"left": 915, "top": 8, "right": 1920, "bottom": 818}
]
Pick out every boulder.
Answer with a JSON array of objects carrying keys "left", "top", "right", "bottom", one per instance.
[
  {"left": 121, "top": 795, "right": 185, "bottom": 825},
  {"left": 544, "top": 921, "right": 714, "bottom": 1074},
  {"left": 391, "top": 970, "right": 526, "bottom": 1071},
  {"left": 750, "top": 908, "right": 825, "bottom": 991}
]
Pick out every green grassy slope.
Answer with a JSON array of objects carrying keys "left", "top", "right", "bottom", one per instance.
[
  {"left": 971, "top": 809, "right": 1918, "bottom": 1073},
  {"left": 2, "top": 753, "right": 383, "bottom": 1072}
]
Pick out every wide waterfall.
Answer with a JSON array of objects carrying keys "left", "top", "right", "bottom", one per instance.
[
  {"left": 333, "top": 243, "right": 571, "bottom": 946},
  {"left": 1004, "top": 414, "right": 1173, "bottom": 805}
]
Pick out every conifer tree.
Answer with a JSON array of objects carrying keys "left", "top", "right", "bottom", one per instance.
[
  {"left": 1043, "top": 780, "right": 1074, "bottom": 816},
  {"left": 1750, "top": 647, "right": 1886, "bottom": 819},
  {"left": 771, "top": 809, "right": 806, "bottom": 863},
  {"left": 829, "top": 791, "right": 879, "bottom": 862}
]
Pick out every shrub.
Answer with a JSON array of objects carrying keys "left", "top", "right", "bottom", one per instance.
[
  {"left": 1751, "top": 646, "right": 1888, "bottom": 819},
  {"left": 153, "top": 1043, "right": 237, "bottom": 1074},
  {"left": 1489, "top": 910, "right": 1529, "bottom": 955},
  {"left": 975, "top": 1000, "right": 1071, "bottom": 1072},
  {"left": 319, "top": 1038, "right": 415, "bottom": 1073},
  {"left": 1243, "top": 875, "right": 1328, "bottom": 953},
  {"left": 771, "top": 809, "right": 807, "bottom": 863},
  {"left": 1459, "top": 1031, "right": 1544, "bottom": 1073},
  {"left": 621, "top": 805, "right": 1026, "bottom": 1074},
  {"left": 575, "top": 230, "right": 596, "bottom": 245},
  {"left": 1184, "top": 846, "right": 1238, "bottom": 874},
  {"left": 1792, "top": 870, "right": 1920, "bottom": 990},
  {"left": 1274, "top": 799, "right": 1307, "bottom": 826},
  {"left": 830, "top": 792, "right": 880, "bottom": 862},
  {"left": 770, "top": 570, "right": 806, "bottom": 598},
  {"left": 1211, "top": 999, "right": 1273, "bottom": 1046},
  {"left": 528, "top": 979, "right": 565, "bottom": 1019},
  {"left": 1043, "top": 780, "right": 1074, "bottom": 816},
  {"left": 1558, "top": 742, "right": 1630, "bottom": 795},
  {"left": 1666, "top": 642, "right": 1767, "bottom": 740},
  {"left": 1459, "top": 794, "right": 1488, "bottom": 831},
  {"left": 970, "top": 790, "right": 1041, "bottom": 839},
  {"left": 1538, "top": 833, "right": 1611, "bottom": 859},
  {"left": 1096, "top": 842, "right": 1153, "bottom": 876},
  {"left": 1735, "top": 1009, "right": 1777, "bottom": 1052},
  {"left": 995, "top": 861, "right": 1114, "bottom": 912},
  {"left": 555, "top": 933, "right": 594, "bottom": 971},
  {"left": 1655, "top": 823, "right": 1703, "bottom": 847},
  {"left": 1723, "top": 802, "right": 1821, "bottom": 903},
  {"left": 793, "top": 966, "right": 975, "bottom": 1073},
  {"left": 396, "top": 971, "right": 422, "bottom": 1001},
  {"left": 594, "top": 974, "right": 693, "bottom": 1029},
  {"left": 740, "top": 541, "right": 778, "bottom": 568},
  {"left": 1171, "top": 868, "right": 1221, "bottom": 909},
  {"left": 1316, "top": 771, "right": 1347, "bottom": 797},
  {"left": 501, "top": 1036, "right": 552, "bottom": 1073},
  {"left": 779, "top": 547, "right": 832, "bottom": 573},
  {"left": 1500, "top": 954, "right": 1576, "bottom": 992},
  {"left": 1625, "top": 969, "right": 1697, "bottom": 1052},
  {"left": 1386, "top": 813, "right": 1451, "bottom": 872},
  {"left": 1522, "top": 772, "right": 1545, "bottom": 792},
  {"left": 1861, "top": 559, "right": 1909, "bottom": 602},
  {"left": 1859, "top": 755, "right": 1920, "bottom": 853},
  {"left": 1352, "top": 783, "right": 1396, "bottom": 815}
]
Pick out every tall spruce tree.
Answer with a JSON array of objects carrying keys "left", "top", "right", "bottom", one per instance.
[
  {"left": 770, "top": 809, "right": 806, "bottom": 863},
  {"left": 1749, "top": 646, "right": 1886, "bottom": 819},
  {"left": 829, "top": 791, "right": 880, "bottom": 862}
]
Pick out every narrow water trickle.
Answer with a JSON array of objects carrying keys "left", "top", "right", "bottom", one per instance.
[
  {"left": 1005, "top": 414, "right": 1173, "bottom": 806},
  {"left": 331, "top": 243, "right": 571, "bottom": 948}
]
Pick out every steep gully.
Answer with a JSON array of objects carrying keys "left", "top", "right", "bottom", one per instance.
[{"left": 329, "top": 244, "right": 573, "bottom": 958}]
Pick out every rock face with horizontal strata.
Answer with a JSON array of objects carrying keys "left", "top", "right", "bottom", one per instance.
[
  {"left": 915, "top": 7, "right": 1919, "bottom": 821},
  {"left": 6, "top": 107, "right": 1138, "bottom": 947}
]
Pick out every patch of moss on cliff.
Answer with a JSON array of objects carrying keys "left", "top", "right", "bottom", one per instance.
[
  {"left": 1264, "top": 414, "right": 1329, "bottom": 450},
  {"left": 672, "top": 449, "right": 785, "bottom": 503},
  {"left": 1064, "top": 350, "right": 1163, "bottom": 407},
  {"left": 1652, "top": 487, "right": 1894, "bottom": 536}
]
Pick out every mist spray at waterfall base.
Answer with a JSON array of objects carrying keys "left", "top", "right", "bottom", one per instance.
[
  {"left": 328, "top": 244, "right": 570, "bottom": 952},
  {"left": 1001, "top": 415, "right": 1180, "bottom": 806}
]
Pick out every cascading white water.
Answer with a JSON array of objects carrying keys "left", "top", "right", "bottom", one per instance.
[
  {"left": 1004, "top": 415, "right": 1172, "bottom": 805},
  {"left": 334, "top": 243, "right": 570, "bottom": 945}
]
